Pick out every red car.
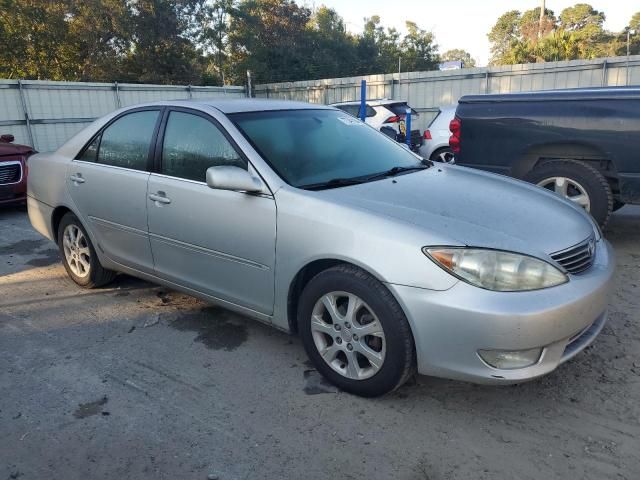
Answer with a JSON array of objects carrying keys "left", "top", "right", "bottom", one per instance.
[{"left": 0, "top": 134, "right": 34, "bottom": 205}]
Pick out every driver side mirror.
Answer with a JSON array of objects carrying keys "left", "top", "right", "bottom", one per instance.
[{"left": 206, "top": 165, "right": 265, "bottom": 193}]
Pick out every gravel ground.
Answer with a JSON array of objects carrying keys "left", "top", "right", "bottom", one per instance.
[{"left": 1, "top": 204, "right": 639, "bottom": 480}]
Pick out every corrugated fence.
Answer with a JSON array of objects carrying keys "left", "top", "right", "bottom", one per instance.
[
  {"left": 255, "top": 55, "right": 640, "bottom": 132},
  {"left": 0, "top": 80, "right": 246, "bottom": 152},
  {"left": 2, "top": 55, "right": 640, "bottom": 151}
]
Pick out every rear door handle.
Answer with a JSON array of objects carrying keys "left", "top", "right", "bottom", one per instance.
[
  {"left": 69, "top": 174, "right": 85, "bottom": 184},
  {"left": 149, "top": 192, "right": 171, "bottom": 205}
]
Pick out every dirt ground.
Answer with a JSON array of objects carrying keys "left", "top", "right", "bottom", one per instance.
[{"left": 1, "top": 204, "right": 639, "bottom": 480}]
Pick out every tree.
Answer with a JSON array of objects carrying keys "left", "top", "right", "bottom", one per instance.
[
  {"left": 306, "top": 6, "right": 358, "bottom": 79},
  {"left": 0, "top": 0, "right": 78, "bottom": 80},
  {"left": 487, "top": 3, "right": 621, "bottom": 66},
  {"left": 535, "top": 29, "right": 580, "bottom": 61},
  {"left": 626, "top": 12, "right": 640, "bottom": 56},
  {"left": 519, "top": 7, "right": 556, "bottom": 41},
  {"left": 400, "top": 21, "right": 439, "bottom": 72},
  {"left": 441, "top": 49, "right": 476, "bottom": 68},
  {"left": 226, "top": 0, "right": 312, "bottom": 84},
  {"left": 200, "top": 0, "right": 235, "bottom": 85},
  {"left": 65, "top": 0, "right": 133, "bottom": 81},
  {"left": 559, "top": 3, "right": 607, "bottom": 58},
  {"left": 488, "top": 10, "right": 521, "bottom": 65},
  {"left": 121, "top": 0, "right": 208, "bottom": 84}
]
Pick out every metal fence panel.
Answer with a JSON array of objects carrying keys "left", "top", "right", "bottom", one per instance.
[
  {"left": 0, "top": 80, "right": 246, "bottom": 152},
  {"left": 255, "top": 55, "right": 640, "bottom": 132}
]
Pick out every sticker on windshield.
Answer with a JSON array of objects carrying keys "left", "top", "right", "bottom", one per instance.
[{"left": 337, "top": 116, "right": 365, "bottom": 126}]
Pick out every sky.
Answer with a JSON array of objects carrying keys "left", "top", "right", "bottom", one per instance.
[{"left": 301, "top": 0, "right": 638, "bottom": 66}]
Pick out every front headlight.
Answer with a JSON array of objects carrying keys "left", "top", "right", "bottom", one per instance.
[{"left": 423, "top": 247, "right": 568, "bottom": 292}]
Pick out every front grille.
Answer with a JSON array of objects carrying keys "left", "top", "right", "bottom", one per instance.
[
  {"left": 0, "top": 162, "right": 22, "bottom": 185},
  {"left": 550, "top": 236, "right": 596, "bottom": 275}
]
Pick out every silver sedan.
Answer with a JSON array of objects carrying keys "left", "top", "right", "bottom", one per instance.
[{"left": 27, "top": 99, "right": 615, "bottom": 397}]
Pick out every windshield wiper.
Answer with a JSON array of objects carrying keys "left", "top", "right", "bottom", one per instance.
[
  {"left": 365, "top": 164, "right": 430, "bottom": 181},
  {"left": 300, "top": 177, "right": 367, "bottom": 191}
]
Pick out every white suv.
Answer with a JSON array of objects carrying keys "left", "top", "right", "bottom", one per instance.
[{"left": 332, "top": 100, "right": 421, "bottom": 149}]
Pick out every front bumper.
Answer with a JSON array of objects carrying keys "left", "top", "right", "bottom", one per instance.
[
  {"left": 0, "top": 160, "right": 27, "bottom": 205},
  {"left": 0, "top": 181, "right": 27, "bottom": 205},
  {"left": 388, "top": 239, "right": 615, "bottom": 384}
]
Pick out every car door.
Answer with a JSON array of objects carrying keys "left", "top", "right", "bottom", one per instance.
[
  {"left": 147, "top": 108, "right": 276, "bottom": 315},
  {"left": 67, "top": 108, "right": 161, "bottom": 273}
]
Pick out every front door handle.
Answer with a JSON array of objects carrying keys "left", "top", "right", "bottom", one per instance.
[
  {"left": 149, "top": 192, "right": 171, "bottom": 205},
  {"left": 69, "top": 174, "right": 85, "bottom": 184}
]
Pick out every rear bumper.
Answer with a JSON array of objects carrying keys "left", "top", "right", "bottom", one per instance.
[{"left": 388, "top": 239, "right": 615, "bottom": 384}]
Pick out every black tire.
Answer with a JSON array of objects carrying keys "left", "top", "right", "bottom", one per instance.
[
  {"left": 429, "top": 147, "right": 454, "bottom": 163},
  {"left": 298, "top": 264, "right": 415, "bottom": 397},
  {"left": 524, "top": 159, "right": 613, "bottom": 229},
  {"left": 57, "top": 212, "right": 116, "bottom": 288}
]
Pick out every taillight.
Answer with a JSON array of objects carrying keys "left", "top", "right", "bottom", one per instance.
[
  {"left": 423, "top": 129, "right": 432, "bottom": 140},
  {"left": 385, "top": 115, "right": 401, "bottom": 123},
  {"left": 449, "top": 117, "right": 461, "bottom": 154}
]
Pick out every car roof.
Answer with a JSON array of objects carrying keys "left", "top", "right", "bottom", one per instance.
[
  {"left": 128, "top": 98, "right": 335, "bottom": 114},
  {"left": 331, "top": 99, "right": 408, "bottom": 107}
]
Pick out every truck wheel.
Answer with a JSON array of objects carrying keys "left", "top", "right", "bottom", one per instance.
[
  {"left": 298, "top": 264, "right": 415, "bottom": 397},
  {"left": 57, "top": 212, "right": 116, "bottom": 288},
  {"left": 524, "top": 159, "right": 613, "bottom": 228}
]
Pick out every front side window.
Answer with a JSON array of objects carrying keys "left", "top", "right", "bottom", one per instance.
[
  {"left": 77, "top": 136, "right": 99, "bottom": 162},
  {"left": 161, "top": 111, "right": 246, "bottom": 182},
  {"left": 97, "top": 110, "right": 159, "bottom": 171},
  {"left": 230, "top": 109, "right": 423, "bottom": 188}
]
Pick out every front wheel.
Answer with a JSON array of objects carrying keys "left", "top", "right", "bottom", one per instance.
[
  {"left": 524, "top": 159, "right": 613, "bottom": 228},
  {"left": 298, "top": 264, "right": 415, "bottom": 397},
  {"left": 57, "top": 212, "right": 116, "bottom": 288}
]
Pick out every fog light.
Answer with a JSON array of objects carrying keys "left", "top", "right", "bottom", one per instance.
[{"left": 478, "top": 348, "right": 543, "bottom": 370}]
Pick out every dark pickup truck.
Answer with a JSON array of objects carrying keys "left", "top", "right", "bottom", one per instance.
[{"left": 451, "top": 87, "right": 640, "bottom": 227}]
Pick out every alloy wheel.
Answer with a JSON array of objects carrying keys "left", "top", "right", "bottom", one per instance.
[
  {"left": 436, "top": 151, "right": 455, "bottom": 163},
  {"left": 62, "top": 224, "right": 91, "bottom": 278},
  {"left": 310, "top": 291, "right": 386, "bottom": 380},
  {"left": 537, "top": 176, "right": 591, "bottom": 211}
]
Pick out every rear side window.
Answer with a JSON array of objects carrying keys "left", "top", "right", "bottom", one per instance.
[
  {"left": 427, "top": 110, "right": 442, "bottom": 128},
  {"left": 96, "top": 110, "right": 159, "bottom": 171},
  {"left": 387, "top": 103, "right": 419, "bottom": 117},
  {"left": 161, "top": 111, "right": 246, "bottom": 182},
  {"left": 336, "top": 104, "right": 376, "bottom": 118}
]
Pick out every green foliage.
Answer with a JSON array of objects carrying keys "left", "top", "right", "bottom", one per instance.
[
  {"left": 0, "top": 0, "right": 206, "bottom": 83},
  {"left": 441, "top": 49, "right": 476, "bottom": 68},
  {"left": 488, "top": 3, "right": 635, "bottom": 65},
  {"left": 1, "top": 1, "right": 637, "bottom": 84}
]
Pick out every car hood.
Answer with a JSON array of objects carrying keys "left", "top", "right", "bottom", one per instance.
[
  {"left": 325, "top": 164, "right": 595, "bottom": 256},
  {"left": 0, "top": 142, "right": 33, "bottom": 157}
]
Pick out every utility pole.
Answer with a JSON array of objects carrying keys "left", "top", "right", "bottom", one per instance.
[
  {"left": 539, "top": 0, "right": 546, "bottom": 39},
  {"left": 627, "top": 29, "right": 634, "bottom": 86}
]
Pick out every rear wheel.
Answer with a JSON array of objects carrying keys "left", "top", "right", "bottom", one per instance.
[
  {"left": 57, "top": 212, "right": 116, "bottom": 288},
  {"left": 298, "top": 264, "right": 415, "bottom": 397},
  {"left": 524, "top": 159, "right": 613, "bottom": 228},
  {"left": 430, "top": 147, "right": 455, "bottom": 163}
]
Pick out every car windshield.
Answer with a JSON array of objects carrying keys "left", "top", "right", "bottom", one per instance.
[{"left": 229, "top": 109, "right": 424, "bottom": 188}]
